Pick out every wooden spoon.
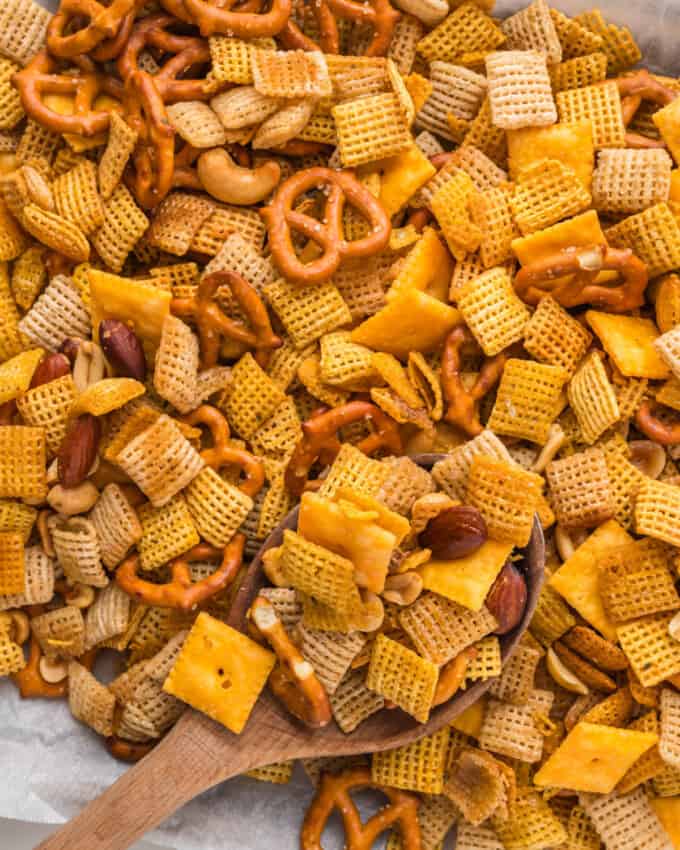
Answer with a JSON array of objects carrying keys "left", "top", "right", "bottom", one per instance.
[{"left": 37, "top": 455, "right": 544, "bottom": 850}]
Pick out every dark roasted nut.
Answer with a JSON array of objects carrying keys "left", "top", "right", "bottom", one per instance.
[
  {"left": 58, "top": 414, "right": 101, "bottom": 489},
  {"left": 58, "top": 338, "right": 82, "bottom": 366},
  {"left": 99, "top": 319, "right": 147, "bottom": 381},
  {"left": 485, "top": 560, "right": 527, "bottom": 635},
  {"left": 418, "top": 505, "right": 487, "bottom": 560},
  {"left": 29, "top": 353, "right": 71, "bottom": 388},
  {"left": 0, "top": 400, "right": 17, "bottom": 425}
]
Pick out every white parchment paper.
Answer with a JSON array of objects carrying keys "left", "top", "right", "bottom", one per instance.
[{"left": 2, "top": 1, "right": 680, "bottom": 847}]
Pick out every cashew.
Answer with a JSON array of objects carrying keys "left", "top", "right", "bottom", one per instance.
[
  {"left": 73, "top": 340, "right": 107, "bottom": 392},
  {"left": 531, "top": 424, "right": 566, "bottom": 473},
  {"left": 37, "top": 509, "right": 55, "bottom": 556},
  {"left": 0, "top": 610, "right": 30, "bottom": 645},
  {"left": 555, "top": 524, "right": 588, "bottom": 562},
  {"left": 197, "top": 148, "right": 281, "bottom": 206},
  {"left": 61, "top": 582, "right": 96, "bottom": 609},
  {"left": 262, "top": 546, "right": 289, "bottom": 587},
  {"left": 47, "top": 481, "right": 100, "bottom": 516},
  {"left": 629, "top": 439, "right": 666, "bottom": 480},
  {"left": 669, "top": 611, "right": 680, "bottom": 642},
  {"left": 392, "top": 0, "right": 448, "bottom": 26},
  {"left": 383, "top": 572, "right": 424, "bottom": 606},
  {"left": 39, "top": 656, "right": 69, "bottom": 684},
  {"left": 354, "top": 591, "right": 384, "bottom": 632}
]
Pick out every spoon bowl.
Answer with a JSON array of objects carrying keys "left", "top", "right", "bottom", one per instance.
[{"left": 37, "top": 454, "right": 545, "bottom": 850}]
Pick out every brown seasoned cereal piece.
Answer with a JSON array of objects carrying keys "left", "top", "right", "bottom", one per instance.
[
  {"left": 660, "top": 688, "right": 680, "bottom": 769},
  {"left": 618, "top": 613, "right": 680, "bottom": 688},
  {"left": 92, "top": 185, "right": 148, "bottom": 273},
  {"left": 479, "top": 689, "right": 554, "bottom": 762},
  {"left": 0, "top": 547, "right": 54, "bottom": 612},
  {"left": 0, "top": 0, "right": 51, "bottom": 65},
  {"left": 580, "top": 787, "right": 670, "bottom": 850},
  {"left": 488, "top": 643, "right": 541, "bottom": 704},
  {"left": 547, "top": 448, "right": 614, "bottom": 529},
  {"left": 501, "top": 0, "right": 562, "bottom": 64},
  {"left": 635, "top": 478, "right": 680, "bottom": 547},
  {"left": 68, "top": 660, "right": 116, "bottom": 737},
  {"left": 592, "top": 149, "right": 672, "bottom": 215},
  {"left": 146, "top": 193, "right": 216, "bottom": 257},
  {"left": 31, "top": 605, "right": 85, "bottom": 659},
  {"left": 88, "top": 484, "right": 143, "bottom": 570},
  {"left": 329, "top": 669, "right": 384, "bottom": 733},
  {"left": 298, "top": 624, "right": 365, "bottom": 695}
]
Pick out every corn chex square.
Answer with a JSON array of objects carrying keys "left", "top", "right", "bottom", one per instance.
[
  {"left": 605, "top": 202, "right": 680, "bottom": 278},
  {"left": 523, "top": 295, "right": 592, "bottom": 375},
  {"left": 458, "top": 267, "right": 531, "bottom": 356},
  {"left": 618, "top": 613, "right": 680, "bottom": 688},
  {"left": 333, "top": 92, "right": 412, "bottom": 167},
  {"left": 372, "top": 727, "right": 451, "bottom": 794},
  {"left": 511, "top": 158, "right": 592, "bottom": 234},
  {"left": 366, "top": 634, "right": 438, "bottom": 723},
  {"left": 567, "top": 352, "right": 620, "bottom": 444}
]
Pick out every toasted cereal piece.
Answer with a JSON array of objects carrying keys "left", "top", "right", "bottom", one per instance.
[
  {"left": 153, "top": 315, "right": 199, "bottom": 415},
  {"left": 417, "top": 3, "right": 505, "bottom": 64},
  {"left": 553, "top": 641, "right": 617, "bottom": 692},
  {"left": 444, "top": 748, "right": 513, "bottom": 825},
  {"left": 0, "top": 58, "right": 23, "bottom": 130},
  {"left": 0, "top": 635, "right": 25, "bottom": 676},
  {"left": 165, "top": 101, "right": 227, "bottom": 149},
  {"left": 136, "top": 496, "right": 200, "bottom": 573},
  {"left": 264, "top": 279, "right": 351, "bottom": 351},
  {"left": 367, "top": 633, "right": 438, "bottom": 722},
  {"left": 258, "top": 587, "right": 301, "bottom": 632},
  {"left": 252, "top": 98, "right": 315, "bottom": 150},
  {"left": 599, "top": 539, "right": 679, "bottom": 624},
  {"left": 325, "top": 55, "right": 388, "bottom": 101},
  {"left": 455, "top": 823, "right": 505, "bottom": 850},
  {"left": 501, "top": 0, "right": 562, "bottom": 64},
  {"left": 606, "top": 202, "right": 680, "bottom": 279},
  {"left": 0, "top": 532, "right": 24, "bottom": 596},
  {"left": 652, "top": 764, "right": 680, "bottom": 797},
  {"left": 298, "top": 357, "right": 350, "bottom": 407},
  {"left": 511, "top": 158, "right": 592, "bottom": 234},
  {"left": 332, "top": 92, "right": 411, "bottom": 167},
  {"left": 655, "top": 326, "right": 680, "bottom": 381},
  {"left": 574, "top": 9, "right": 641, "bottom": 74},
  {"left": 318, "top": 443, "right": 390, "bottom": 501},
  {"left": 98, "top": 112, "right": 138, "bottom": 201},
  {"left": 592, "top": 149, "right": 672, "bottom": 215},
  {"left": 523, "top": 295, "right": 592, "bottom": 376},
  {"left": 377, "top": 456, "right": 435, "bottom": 515},
  {"left": 298, "top": 624, "right": 365, "bottom": 695},
  {"left": 416, "top": 62, "right": 487, "bottom": 140},
  {"left": 429, "top": 169, "right": 481, "bottom": 260},
  {"left": 556, "top": 81, "right": 625, "bottom": 150},
  {"left": 388, "top": 14, "right": 424, "bottom": 74},
  {"left": 208, "top": 36, "right": 263, "bottom": 84},
  {"left": 31, "top": 605, "right": 85, "bottom": 659},
  {"left": 146, "top": 193, "right": 216, "bottom": 257},
  {"left": 331, "top": 257, "right": 388, "bottom": 321},
  {"left": 193, "top": 204, "right": 265, "bottom": 256},
  {"left": 563, "top": 627, "right": 629, "bottom": 674},
  {"left": 18, "top": 275, "right": 90, "bottom": 352},
  {"left": 0, "top": 0, "right": 50, "bottom": 64},
  {"left": 211, "top": 86, "right": 280, "bottom": 129},
  {"left": 467, "top": 455, "right": 542, "bottom": 546},
  {"left": 16, "top": 374, "right": 77, "bottom": 455},
  {"left": 329, "top": 669, "right": 384, "bottom": 733},
  {"left": 70, "top": 378, "right": 145, "bottom": 419},
  {"left": 488, "top": 358, "right": 568, "bottom": 444},
  {"left": 617, "top": 711, "right": 667, "bottom": 794},
  {"left": 618, "top": 612, "right": 680, "bottom": 688},
  {"left": 0, "top": 501, "right": 36, "bottom": 543},
  {"left": 319, "top": 331, "right": 378, "bottom": 391},
  {"left": 488, "top": 643, "right": 541, "bottom": 705},
  {"left": 204, "top": 232, "right": 276, "bottom": 295},
  {"left": 469, "top": 186, "right": 518, "bottom": 268},
  {"left": 0, "top": 426, "right": 46, "bottom": 501},
  {"left": 246, "top": 762, "right": 294, "bottom": 784},
  {"left": 372, "top": 727, "right": 450, "bottom": 794},
  {"left": 549, "top": 52, "right": 608, "bottom": 94},
  {"left": 220, "top": 352, "right": 286, "bottom": 440},
  {"left": 0, "top": 546, "right": 53, "bottom": 612},
  {"left": 599, "top": 434, "right": 644, "bottom": 530},
  {"left": 465, "top": 635, "right": 502, "bottom": 683},
  {"left": 549, "top": 8, "right": 603, "bottom": 59},
  {"left": 485, "top": 49, "right": 556, "bottom": 130},
  {"left": 567, "top": 352, "right": 620, "bottom": 445},
  {"left": 116, "top": 415, "right": 205, "bottom": 507},
  {"left": 11, "top": 246, "right": 46, "bottom": 311},
  {"left": 16, "top": 121, "right": 60, "bottom": 165},
  {"left": 184, "top": 467, "right": 252, "bottom": 548},
  {"left": 249, "top": 397, "right": 301, "bottom": 460},
  {"left": 68, "top": 661, "right": 116, "bottom": 737},
  {"left": 0, "top": 197, "right": 29, "bottom": 263},
  {"left": 0, "top": 347, "right": 42, "bottom": 406},
  {"left": 52, "top": 161, "right": 104, "bottom": 236},
  {"left": 21, "top": 204, "right": 89, "bottom": 262},
  {"left": 463, "top": 96, "right": 508, "bottom": 167},
  {"left": 547, "top": 448, "right": 614, "bottom": 529},
  {"left": 582, "top": 688, "right": 634, "bottom": 728},
  {"left": 252, "top": 49, "right": 331, "bottom": 99},
  {"left": 431, "top": 429, "right": 512, "bottom": 500},
  {"left": 479, "top": 689, "right": 554, "bottom": 762},
  {"left": 83, "top": 584, "right": 130, "bottom": 650},
  {"left": 580, "top": 787, "right": 670, "bottom": 850},
  {"left": 660, "top": 688, "right": 680, "bottom": 769},
  {"left": 92, "top": 185, "right": 148, "bottom": 274},
  {"left": 88, "top": 484, "right": 142, "bottom": 570},
  {"left": 51, "top": 516, "right": 107, "bottom": 588},
  {"left": 635, "top": 478, "right": 680, "bottom": 547}
]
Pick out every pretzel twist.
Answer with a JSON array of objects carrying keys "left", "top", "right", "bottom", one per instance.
[
  {"left": 250, "top": 596, "right": 331, "bottom": 728},
  {"left": 106, "top": 736, "right": 156, "bottom": 762},
  {"left": 171, "top": 269, "right": 282, "bottom": 369},
  {"left": 635, "top": 399, "right": 680, "bottom": 445},
  {"left": 13, "top": 51, "right": 124, "bottom": 137},
  {"left": 281, "top": 0, "right": 399, "bottom": 56},
  {"left": 285, "top": 400, "right": 402, "bottom": 496},
  {"left": 441, "top": 324, "right": 508, "bottom": 437},
  {"left": 116, "top": 536, "right": 245, "bottom": 610},
  {"left": 47, "top": 0, "right": 138, "bottom": 58},
  {"left": 513, "top": 244, "right": 648, "bottom": 312},
  {"left": 613, "top": 70, "right": 678, "bottom": 149},
  {"left": 301, "top": 767, "right": 422, "bottom": 850},
  {"left": 174, "top": 0, "right": 292, "bottom": 37},
  {"left": 261, "top": 167, "right": 391, "bottom": 285},
  {"left": 182, "top": 404, "right": 265, "bottom": 497}
]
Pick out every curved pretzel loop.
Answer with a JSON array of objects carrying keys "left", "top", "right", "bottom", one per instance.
[
  {"left": 261, "top": 167, "right": 391, "bottom": 285},
  {"left": 106, "top": 736, "right": 156, "bottom": 763},
  {"left": 176, "top": 0, "right": 292, "bottom": 37},
  {"left": 11, "top": 635, "right": 68, "bottom": 699},
  {"left": 635, "top": 399, "right": 680, "bottom": 445},
  {"left": 171, "top": 269, "right": 282, "bottom": 369},
  {"left": 116, "top": 535, "right": 245, "bottom": 610},
  {"left": 301, "top": 767, "right": 422, "bottom": 850},
  {"left": 172, "top": 142, "right": 203, "bottom": 190},
  {"left": 13, "top": 51, "right": 124, "bottom": 137},
  {"left": 614, "top": 70, "right": 678, "bottom": 149},
  {"left": 182, "top": 404, "right": 265, "bottom": 497},
  {"left": 47, "top": 0, "right": 138, "bottom": 58},
  {"left": 250, "top": 596, "right": 331, "bottom": 728},
  {"left": 513, "top": 244, "right": 648, "bottom": 313},
  {"left": 441, "top": 324, "right": 508, "bottom": 437},
  {"left": 284, "top": 400, "right": 402, "bottom": 497},
  {"left": 281, "top": 0, "right": 399, "bottom": 57}
]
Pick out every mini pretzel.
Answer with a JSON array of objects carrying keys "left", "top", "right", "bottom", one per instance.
[
  {"left": 285, "top": 400, "right": 402, "bottom": 496},
  {"left": 12, "top": 635, "right": 67, "bottom": 699},
  {"left": 106, "top": 736, "right": 156, "bottom": 763},
  {"left": 47, "top": 0, "right": 138, "bottom": 59},
  {"left": 182, "top": 404, "right": 265, "bottom": 497},
  {"left": 13, "top": 51, "right": 124, "bottom": 137},
  {"left": 432, "top": 646, "right": 477, "bottom": 708},
  {"left": 261, "top": 167, "right": 391, "bottom": 284},
  {"left": 441, "top": 323, "right": 508, "bottom": 437},
  {"left": 116, "top": 535, "right": 245, "bottom": 610},
  {"left": 171, "top": 269, "right": 282, "bottom": 369},
  {"left": 250, "top": 595, "right": 331, "bottom": 728},
  {"left": 178, "top": 0, "right": 292, "bottom": 37},
  {"left": 281, "top": 0, "right": 399, "bottom": 57},
  {"left": 613, "top": 70, "right": 678, "bottom": 149},
  {"left": 635, "top": 399, "right": 680, "bottom": 445},
  {"left": 301, "top": 767, "right": 422, "bottom": 850},
  {"left": 513, "top": 244, "right": 648, "bottom": 313}
]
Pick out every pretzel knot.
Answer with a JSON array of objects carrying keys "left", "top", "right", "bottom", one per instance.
[
  {"left": 116, "top": 536, "right": 245, "bottom": 610},
  {"left": 284, "top": 400, "right": 402, "bottom": 497},
  {"left": 613, "top": 70, "right": 678, "bottom": 149},
  {"left": 301, "top": 767, "right": 422, "bottom": 850},
  {"left": 441, "top": 323, "right": 508, "bottom": 437},
  {"left": 513, "top": 244, "right": 648, "bottom": 313},
  {"left": 250, "top": 596, "right": 331, "bottom": 728},
  {"left": 171, "top": 270, "right": 282, "bottom": 369},
  {"left": 281, "top": 0, "right": 400, "bottom": 57},
  {"left": 182, "top": 404, "right": 266, "bottom": 497},
  {"left": 261, "top": 167, "right": 391, "bottom": 285},
  {"left": 47, "top": 0, "right": 138, "bottom": 59},
  {"left": 635, "top": 399, "right": 680, "bottom": 445},
  {"left": 172, "top": 0, "right": 292, "bottom": 37},
  {"left": 13, "top": 51, "right": 124, "bottom": 137}
]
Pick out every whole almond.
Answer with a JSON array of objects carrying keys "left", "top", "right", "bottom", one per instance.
[
  {"left": 30, "top": 353, "right": 71, "bottom": 389},
  {"left": 58, "top": 414, "right": 101, "bottom": 489},
  {"left": 486, "top": 560, "right": 527, "bottom": 635},
  {"left": 418, "top": 505, "right": 487, "bottom": 560},
  {"left": 99, "top": 319, "right": 146, "bottom": 381}
]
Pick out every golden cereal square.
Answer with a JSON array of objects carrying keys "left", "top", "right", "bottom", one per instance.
[
  {"left": 567, "top": 352, "right": 620, "bottom": 445},
  {"left": 556, "top": 81, "right": 625, "bottom": 149},
  {"left": 523, "top": 295, "right": 592, "bottom": 375},
  {"left": 0, "top": 349, "right": 43, "bottom": 406},
  {"left": 332, "top": 93, "right": 411, "bottom": 167},
  {"left": 511, "top": 158, "right": 592, "bottom": 235},
  {"left": 457, "top": 267, "right": 530, "bottom": 356},
  {"left": 371, "top": 727, "right": 451, "bottom": 794},
  {"left": 0, "top": 532, "right": 24, "bottom": 595},
  {"left": 546, "top": 448, "right": 614, "bottom": 530},
  {"left": 605, "top": 202, "right": 680, "bottom": 278},
  {"left": 222, "top": 352, "right": 287, "bottom": 440},
  {"left": 366, "top": 634, "right": 438, "bottom": 723},
  {"left": 429, "top": 170, "right": 482, "bottom": 261},
  {"left": 417, "top": 3, "right": 505, "bottom": 64},
  {"left": 164, "top": 612, "right": 275, "bottom": 734},
  {"left": 501, "top": 0, "right": 562, "bottom": 64},
  {"left": 138, "top": 496, "right": 200, "bottom": 573},
  {"left": 264, "top": 279, "right": 351, "bottom": 351},
  {"left": 0, "top": 426, "right": 46, "bottom": 501},
  {"left": 653, "top": 97, "right": 680, "bottom": 166},
  {"left": 549, "top": 53, "right": 608, "bottom": 93},
  {"left": 635, "top": 479, "right": 680, "bottom": 548},
  {"left": 618, "top": 613, "right": 680, "bottom": 688},
  {"left": 549, "top": 8, "right": 603, "bottom": 60},
  {"left": 469, "top": 186, "right": 518, "bottom": 268}
]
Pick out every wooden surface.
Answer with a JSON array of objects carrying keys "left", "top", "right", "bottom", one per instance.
[{"left": 36, "top": 455, "right": 545, "bottom": 850}]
